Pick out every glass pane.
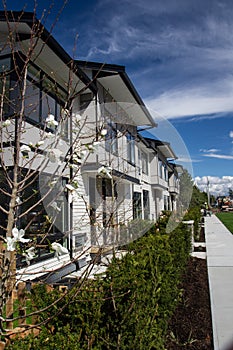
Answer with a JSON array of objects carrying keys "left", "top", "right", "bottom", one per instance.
[
  {"left": 24, "top": 79, "right": 40, "bottom": 122},
  {"left": 0, "top": 75, "right": 10, "bottom": 114},
  {"left": 41, "top": 92, "right": 56, "bottom": 121},
  {"left": 0, "top": 57, "right": 11, "bottom": 73},
  {"left": 133, "top": 192, "right": 142, "bottom": 219}
]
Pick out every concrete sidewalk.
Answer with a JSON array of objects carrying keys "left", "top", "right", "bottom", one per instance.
[{"left": 205, "top": 215, "right": 233, "bottom": 350}]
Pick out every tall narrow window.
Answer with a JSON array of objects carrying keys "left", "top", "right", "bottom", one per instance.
[
  {"left": 141, "top": 150, "right": 148, "bottom": 175},
  {"left": 80, "top": 92, "right": 93, "bottom": 111},
  {"left": 143, "top": 190, "right": 150, "bottom": 220},
  {"left": 127, "top": 132, "right": 135, "bottom": 165},
  {"left": 0, "top": 56, "right": 11, "bottom": 115},
  {"left": 24, "top": 79, "right": 40, "bottom": 122},
  {"left": 133, "top": 192, "right": 142, "bottom": 219},
  {"left": 105, "top": 122, "right": 118, "bottom": 155}
]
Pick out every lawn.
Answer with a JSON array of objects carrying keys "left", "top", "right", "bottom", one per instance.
[{"left": 216, "top": 212, "right": 233, "bottom": 234}]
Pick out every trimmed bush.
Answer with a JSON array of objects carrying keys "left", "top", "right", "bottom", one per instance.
[{"left": 6, "top": 217, "right": 192, "bottom": 350}]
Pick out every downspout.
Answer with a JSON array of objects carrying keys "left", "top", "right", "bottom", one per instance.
[{"left": 69, "top": 108, "right": 73, "bottom": 260}]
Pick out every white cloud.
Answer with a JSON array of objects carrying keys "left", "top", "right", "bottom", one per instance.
[
  {"left": 200, "top": 148, "right": 220, "bottom": 153},
  {"left": 202, "top": 153, "right": 233, "bottom": 160},
  {"left": 230, "top": 131, "right": 233, "bottom": 138},
  {"left": 177, "top": 156, "right": 201, "bottom": 163},
  {"left": 145, "top": 84, "right": 233, "bottom": 119},
  {"left": 194, "top": 176, "right": 233, "bottom": 196},
  {"left": 199, "top": 148, "right": 233, "bottom": 161}
]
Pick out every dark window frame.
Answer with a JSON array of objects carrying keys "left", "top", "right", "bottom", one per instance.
[{"left": 127, "top": 132, "right": 135, "bottom": 165}]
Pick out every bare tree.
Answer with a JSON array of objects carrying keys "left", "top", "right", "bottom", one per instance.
[
  {"left": 0, "top": 2, "right": 108, "bottom": 339},
  {"left": 0, "top": 4, "right": 154, "bottom": 344}
]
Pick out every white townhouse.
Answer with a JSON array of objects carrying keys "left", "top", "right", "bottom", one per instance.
[
  {"left": 71, "top": 61, "right": 158, "bottom": 252},
  {"left": 0, "top": 11, "right": 97, "bottom": 282},
  {"left": 142, "top": 137, "right": 182, "bottom": 218},
  {"left": 0, "top": 11, "right": 182, "bottom": 284}
]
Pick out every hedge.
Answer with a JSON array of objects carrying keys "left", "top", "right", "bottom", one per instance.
[{"left": 6, "top": 214, "right": 192, "bottom": 350}]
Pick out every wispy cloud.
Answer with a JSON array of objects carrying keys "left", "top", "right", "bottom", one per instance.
[
  {"left": 200, "top": 148, "right": 220, "bottom": 153},
  {"left": 145, "top": 83, "right": 233, "bottom": 119},
  {"left": 177, "top": 156, "right": 201, "bottom": 163},
  {"left": 202, "top": 153, "right": 233, "bottom": 160}
]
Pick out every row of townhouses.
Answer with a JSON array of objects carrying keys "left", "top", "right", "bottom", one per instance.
[{"left": 0, "top": 11, "right": 183, "bottom": 284}]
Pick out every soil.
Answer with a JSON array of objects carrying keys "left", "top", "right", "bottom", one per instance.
[{"left": 165, "top": 224, "right": 214, "bottom": 349}]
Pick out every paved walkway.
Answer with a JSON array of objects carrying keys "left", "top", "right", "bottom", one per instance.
[{"left": 205, "top": 215, "right": 233, "bottom": 350}]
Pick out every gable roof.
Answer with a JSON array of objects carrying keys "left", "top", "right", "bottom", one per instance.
[
  {"left": 0, "top": 11, "right": 97, "bottom": 94},
  {"left": 77, "top": 61, "right": 157, "bottom": 127}
]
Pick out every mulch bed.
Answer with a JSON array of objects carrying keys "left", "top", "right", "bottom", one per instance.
[{"left": 165, "top": 222, "right": 214, "bottom": 349}]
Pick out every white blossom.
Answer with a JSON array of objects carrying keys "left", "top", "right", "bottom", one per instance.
[
  {"left": 20, "top": 145, "right": 31, "bottom": 155},
  {"left": 49, "top": 201, "right": 61, "bottom": 212},
  {"left": 72, "top": 149, "right": 87, "bottom": 164},
  {"left": 6, "top": 228, "right": 31, "bottom": 252},
  {"left": 29, "top": 141, "right": 44, "bottom": 148},
  {"left": 45, "top": 132, "right": 54, "bottom": 139},
  {"left": 16, "top": 197, "right": 22, "bottom": 205},
  {"left": 51, "top": 242, "right": 69, "bottom": 259},
  {"left": 2, "top": 120, "right": 11, "bottom": 127},
  {"left": 100, "top": 129, "right": 107, "bottom": 136},
  {"left": 12, "top": 227, "right": 31, "bottom": 243},
  {"left": 22, "top": 247, "right": 36, "bottom": 265},
  {"left": 48, "top": 148, "right": 63, "bottom": 163},
  {"left": 46, "top": 114, "right": 58, "bottom": 128},
  {"left": 97, "top": 166, "right": 112, "bottom": 179},
  {"left": 73, "top": 113, "right": 82, "bottom": 123},
  {"left": 66, "top": 184, "right": 78, "bottom": 203}
]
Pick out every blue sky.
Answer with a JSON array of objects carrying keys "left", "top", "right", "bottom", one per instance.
[{"left": 1, "top": 0, "right": 233, "bottom": 196}]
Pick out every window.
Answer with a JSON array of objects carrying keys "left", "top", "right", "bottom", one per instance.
[
  {"left": 102, "top": 178, "right": 117, "bottom": 199},
  {"left": 158, "top": 159, "right": 168, "bottom": 181},
  {"left": 101, "top": 178, "right": 117, "bottom": 229},
  {"left": 0, "top": 56, "right": 11, "bottom": 72},
  {"left": 141, "top": 150, "right": 148, "bottom": 175},
  {"left": 133, "top": 192, "right": 142, "bottom": 219},
  {"left": 164, "top": 195, "right": 170, "bottom": 211},
  {"left": 24, "top": 79, "right": 40, "bottom": 122},
  {"left": 127, "top": 132, "right": 135, "bottom": 164},
  {"left": 25, "top": 63, "right": 67, "bottom": 124},
  {"left": 0, "top": 56, "right": 11, "bottom": 115},
  {"left": 159, "top": 160, "right": 163, "bottom": 178},
  {"left": 143, "top": 190, "right": 150, "bottom": 220},
  {"left": 80, "top": 92, "right": 93, "bottom": 111},
  {"left": 164, "top": 164, "right": 168, "bottom": 181},
  {"left": 18, "top": 171, "right": 69, "bottom": 266},
  {"left": 105, "top": 122, "right": 118, "bottom": 154}
]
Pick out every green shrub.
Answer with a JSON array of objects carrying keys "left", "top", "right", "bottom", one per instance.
[
  {"left": 7, "top": 217, "right": 191, "bottom": 350},
  {"left": 183, "top": 206, "right": 202, "bottom": 239}
]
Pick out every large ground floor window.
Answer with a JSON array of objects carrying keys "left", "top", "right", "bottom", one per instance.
[
  {"left": 0, "top": 168, "right": 69, "bottom": 267},
  {"left": 133, "top": 192, "right": 142, "bottom": 219}
]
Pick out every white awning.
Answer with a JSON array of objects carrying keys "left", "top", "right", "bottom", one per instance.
[{"left": 98, "top": 74, "right": 156, "bottom": 127}]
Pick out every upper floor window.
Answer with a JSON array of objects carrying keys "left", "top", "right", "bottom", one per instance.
[
  {"left": 127, "top": 132, "right": 135, "bottom": 165},
  {"left": 79, "top": 92, "right": 93, "bottom": 111},
  {"left": 0, "top": 55, "right": 68, "bottom": 126},
  {"left": 158, "top": 159, "right": 168, "bottom": 181},
  {"left": 0, "top": 56, "right": 11, "bottom": 115},
  {"left": 24, "top": 63, "right": 67, "bottom": 125},
  {"left": 105, "top": 122, "right": 118, "bottom": 155},
  {"left": 141, "top": 150, "right": 148, "bottom": 175}
]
